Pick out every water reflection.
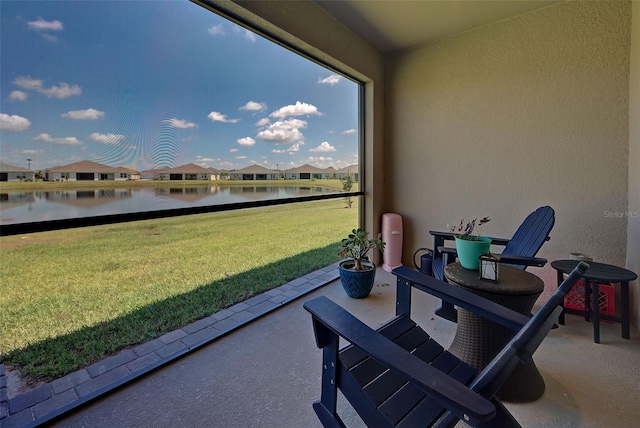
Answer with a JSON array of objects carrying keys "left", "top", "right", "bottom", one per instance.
[{"left": 0, "top": 185, "right": 336, "bottom": 225}]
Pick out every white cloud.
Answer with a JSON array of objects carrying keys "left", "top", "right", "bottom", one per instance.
[
  {"left": 318, "top": 75, "right": 342, "bottom": 86},
  {"left": 13, "top": 76, "right": 80, "bottom": 99},
  {"left": 28, "top": 18, "right": 63, "bottom": 31},
  {"left": 23, "top": 149, "right": 43, "bottom": 155},
  {"left": 9, "top": 91, "right": 28, "bottom": 101},
  {"left": 237, "top": 137, "right": 256, "bottom": 146},
  {"left": 230, "top": 148, "right": 239, "bottom": 153},
  {"left": 195, "top": 156, "right": 217, "bottom": 163},
  {"left": 307, "top": 156, "right": 335, "bottom": 166},
  {"left": 33, "top": 133, "right": 81, "bottom": 145},
  {"left": 207, "top": 111, "right": 240, "bottom": 123},
  {"left": 236, "top": 155, "right": 247, "bottom": 159},
  {"left": 208, "top": 24, "right": 225, "bottom": 36},
  {"left": 255, "top": 118, "right": 270, "bottom": 127},
  {"left": 0, "top": 113, "right": 31, "bottom": 131},
  {"left": 230, "top": 26, "right": 257, "bottom": 42},
  {"left": 163, "top": 117, "right": 197, "bottom": 128},
  {"left": 310, "top": 142, "right": 336, "bottom": 152},
  {"left": 271, "top": 143, "right": 301, "bottom": 154},
  {"left": 342, "top": 128, "right": 357, "bottom": 134},
  {"left": 243, "top": 30, "right": 256, "bottom": 42},
  {"left": 13, "top": 76, "right": 42, "bottom": 90},
  {"left": 89, "top": 133, "right": 124, "bottom": 144},
  {"left": 62, "top": 108, "right": 104, "bottom": 120},
  {"left": 240, "top": 101, "right": 267, "bottom": 112},
  {"left": 218, "top": 161, "right": 237, "bottom": 168},
  {"left": 270, "top": 101, "right": 321, "bottom": 119},
  {"left": 40, "top": 83, "right": 81, "bottom": 99},
  {"left": 257, "top": 119, "right": 307, "bottom": 144}
]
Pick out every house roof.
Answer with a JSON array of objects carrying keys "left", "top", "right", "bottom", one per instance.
[
  {"left": 285, "top": 164, "right": 327, "bottom": 174},
  {"left": 47, "top": 160, "right": 139, "bottom": 174},
  {"left": 232, "top": 164, "right": 274, "bottom": 174},
  {"left": 335, "top": 164, "right": 358, "bottom": 174},
  {"left": 0, "top": 162, "right": 32, "bottom": 173},
  {"left": 141, "top": 163, "right": 214, "bottom": 174}
]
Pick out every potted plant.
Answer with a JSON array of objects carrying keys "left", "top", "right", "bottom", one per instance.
[
  {"left": 450, "top": 217, "right": 491, "bottom": 270},
  {"left": 338, "top": 228, "right": 386, "bottom": 298}
]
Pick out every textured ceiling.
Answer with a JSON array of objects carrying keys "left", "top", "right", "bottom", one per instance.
[{"left": 313, "top": 0, "right": 563, "bottom": 54}]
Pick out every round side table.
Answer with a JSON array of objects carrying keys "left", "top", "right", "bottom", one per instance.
[
  {"left": 445, "top": 262, "right": 545, "bottom": 402},
  {"left": 551, "top": 260, "right": 637, "bottom": 343}
]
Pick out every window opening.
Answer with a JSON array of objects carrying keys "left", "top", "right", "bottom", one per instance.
[{"left": 0, "top": 0, "right": 363, "bottom": 236}]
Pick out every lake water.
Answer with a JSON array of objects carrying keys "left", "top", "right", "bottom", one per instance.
[{"left": 0, "top": 184, "right": 337, "bottom": 225}]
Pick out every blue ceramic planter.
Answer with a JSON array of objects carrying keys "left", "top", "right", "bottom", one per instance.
[{"left": 339, "top": 260, "right": 376, "bottom": 298}]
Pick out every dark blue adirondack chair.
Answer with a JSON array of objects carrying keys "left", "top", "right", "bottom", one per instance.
[
  {"left": 305, "top": 262, "right": 588, "bottom": 428},
  {"left": 430, "top": 206, "right": 555, "bottom": 321}
]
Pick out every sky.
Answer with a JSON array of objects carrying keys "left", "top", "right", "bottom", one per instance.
[{"left": 0, "top": 0, "right": 360, "bottom": 172}]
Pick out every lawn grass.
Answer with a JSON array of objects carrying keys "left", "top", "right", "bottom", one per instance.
[{"left": 0, "top": 198, "right": 357, "bottom": 380}]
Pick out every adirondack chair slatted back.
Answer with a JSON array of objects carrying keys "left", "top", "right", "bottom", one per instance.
[
  {"left": 502, "top": 206, "right": 554, "bottom": 269},
  {"left": 430, "top": 206, "right": 555, "bottom": 323}
]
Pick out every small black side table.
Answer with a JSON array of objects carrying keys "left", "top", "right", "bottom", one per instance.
[{"left": 551, "top": 260, "right": 637, "bottom": 343}]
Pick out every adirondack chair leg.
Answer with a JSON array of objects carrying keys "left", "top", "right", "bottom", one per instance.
[
  {"left": 395, "top": 275, "right": 412, "bottom": 317},
  {"left": 312, "top": 323, "right": 346, "bottom": 428},
  {"left": 313, "top": 401, "right": 345, "bottom": 428},
  {"left": 435, "top": 252, "right": 458, "bottom": 322}
]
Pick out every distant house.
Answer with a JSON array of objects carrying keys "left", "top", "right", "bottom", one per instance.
[
  {"left": 335, "top": 164, "right": 359, "bottom": 181},
  {"left": 284, "top": 164, "right": 333, "bottom": 180},
  {"left": 207, "top": 167, "right": 223, "bottom": 180},
  {"left": 46, "top": 161, "right": 140, "bottom": 181},
  {"left": 140, "top": 163, "right": 219, "bottom": 180},
  {"left": 0, "top": 162, "right": 35, "bottom": 182},
  {"left": 228, "top": 164, "right": 278, "bottom": 180},
  {"left": 323, "top": 166, "right": 337, "bottom": 179}
]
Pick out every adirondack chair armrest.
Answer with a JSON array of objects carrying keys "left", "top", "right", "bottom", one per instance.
[
  {"left": 393, "top": 266, "right": 529, "bottom": 331},
  {"left": 484, "top": 236, "right": 510, "bottom": 246},
  {"left": 437, "top": 245, "right": 458, "bottom": 255},
  {"left": 304, "top": 296, "right": 496, "bottom": 426},
  {"left": 496, "top": 254, "right": 547, "bottom": 267}
]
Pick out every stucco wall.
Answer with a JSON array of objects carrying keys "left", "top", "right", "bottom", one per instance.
[
  {"left": 385, "top": 1, "right": 631, "bottom": 292},
  {"left": 629, "top": 0, "right": 640, "bottom": 327}
]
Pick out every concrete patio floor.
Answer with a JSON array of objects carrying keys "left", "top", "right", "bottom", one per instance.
[{"left": 18, "top": 268, "right": 640, "bottom": 427}]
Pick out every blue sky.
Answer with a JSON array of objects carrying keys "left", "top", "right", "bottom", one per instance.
[{"left": 0, "top": 0, "right": 360, "bottom": 172}]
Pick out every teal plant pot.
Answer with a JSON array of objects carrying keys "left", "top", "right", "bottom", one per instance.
[
  {"left": 339, "top": 260, "right": 376, "bottom": 298},
  {"left": 455, "top": 236, "right": 491, "bottom": 270}
]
